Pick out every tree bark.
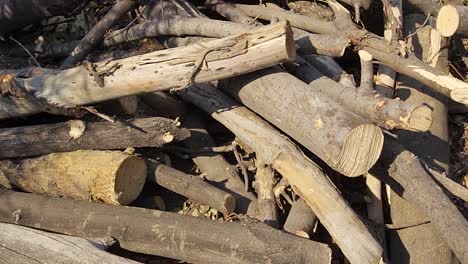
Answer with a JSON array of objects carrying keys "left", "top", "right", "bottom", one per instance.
[
  {"left": 388, "top": 14, "right": 455, "bottom": 264},
  {"left": 0, "top": 0, "right": 83, "bottom": 34},
  {"left": 180, "top": 84, "right": 383, "bottom": 264},
  {"left": 146, "top": 159, "right": 236, "bottom": 214},
  {"left": 0, "top": 190, "right": 332, "bottom": 264},
  {"left": 437, "top": 4, "right": 468, "bottom": 37},
  {"left": 377, "top": 139, "right": 468, "bottom": 264},
  {"left": 284, "top": 57, "right": 433, "bottom": 132},
  {"left": 0, "top": 117, "right": 190, "bottom": 159},
  {"left": 231, "top": 2, "right": 468, "bottom": 106},
  {"left": 0, "top": 22, "right": 295, "bottom": 119},
  {"left": 283, "top": 199, "right": 317, "bottom": 239},
  {"left": 0, "top": 223, "right": 138, "bottom": 264},
  {"left": 204, "top": 0, "right": 255, "bottom": 25},
  {"left": 220, "top": 67, "right": 384, "bottom": 177},
  {"left": 0, "top": 150, "right": 146, "bottom": 205},
  {"left": 141, "top": 92, "right": 258, "bottom": 216},
  {"left": 255, "top": 163, "right": 278, "bottom": 228}
]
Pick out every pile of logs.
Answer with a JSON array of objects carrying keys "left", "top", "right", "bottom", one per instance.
[{"left": 0, "top": 0, "right": 467, "bottom": 263}]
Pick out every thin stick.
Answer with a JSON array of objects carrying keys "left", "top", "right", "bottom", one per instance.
[
  {"left": 9, "top": 36, "right": 42, "bottom": 68},
  {"left": 234, "top": 147, "right": 249, "bottom": 192}
]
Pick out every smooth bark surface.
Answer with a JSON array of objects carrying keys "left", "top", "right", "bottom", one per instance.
[
  {"left": 284, "top": 199, "right": 317, "bottom": 238},
  {"left": 220, "top": 67, "right": 384, "bottom": 177}
]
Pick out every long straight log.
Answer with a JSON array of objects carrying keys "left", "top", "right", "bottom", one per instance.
[
  {"left": 146, "top": 159, "right": 236, "bottom": 214},
  {"left": 0, "top": 150, "right": 146, "bottom": 205},
  {"left": 284, "top": 57, "right": 433, "bottom": 131},
  {"left": 0, "top": 22, "right": 295, "bottom": 119},
  {"left": 0, "top": 223, "right": 137, "bottom": 264},
  {"left": 0, "top": 190, "right": 332, "bottom": 264},
  {"left": 0, "top": 117, "right": 190, "bottom": 159},
  {"left": 220, "top": 67, "right": 383, "bottom": 177},
  {"left": 180, "top": 84, "right": 383, "bottom": 264},
  {"left": 231, "top": 2, "right": 468, "bottom": 105},
  {"left": 0, "top": 0, "right": 83, "bottom": 34}
]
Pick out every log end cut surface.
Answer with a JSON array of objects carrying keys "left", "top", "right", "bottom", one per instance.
[
  {"left": 407, "top": 105, "right": 433, "bottom": 131},
  {"left": 337, "top": 124, "right": 384, "bottom": 177},
  {"left": 437, "top": 5, "right": 460, "bottom": 37},
  {"left": 113, "top": 155, "right": 147, "bottom": 205}
]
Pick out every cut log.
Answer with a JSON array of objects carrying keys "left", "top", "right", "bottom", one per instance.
[
  {"left": 0, "top": 190, "right": 332, "bottom": 264},
  {"left": 0, "top": 22, "right": 295, "bottom": 119},
  {"left": 0, "top": 0, "right": 83, "bottom": 34},
  {"left": 220, "top": 67, "right": 383, "bottom": 177},
  {"left": 437, "top": 4, "right": 468, "bottom": 37},
  {"left": 0, "top": 223, "right": 138, "bottom": 264},
  {"left": 146, "top": 159, "right": 236, "bottom": 214},
  {"left": 388, "top": 14, "right": 455, "bottom": 264},
  {"left": 231, "top": 2, "right": 468, "bottom": 105},
  {"left": 180, "top": 84, "right": 383, "bottom": 264},
  {"left": 255, "top": 162, "right": 278, "bottom": 227},
  {"left": 283, "top": 199, "right": 317, "bottom": 238},
  {"left": 142, "top": 92, "right": 258, "bottom": 216},
  {"left": 284, "top": 57, "right": 433, "bottom": 132},
  {"left": 377, "top": 139, "right": 468, "bottom": 264},
  {"left": 0, "top": 117, "right": 190, "bottom": 159},
  {"left": 0, "top": 150, "right": 146, "bottom": 205}
]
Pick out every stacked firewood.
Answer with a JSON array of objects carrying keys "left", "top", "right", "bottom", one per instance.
[{"left": 0, "top": 0, "right": 467, "bottom": 263}]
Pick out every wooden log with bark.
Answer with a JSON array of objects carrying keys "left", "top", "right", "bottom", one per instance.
[
  {"left": 180, "top": 84, "right": 383, "bottom": 264},
  {"left": 142, "top": 92, "right": 258, "bottom": 216},
  {"left": 376, "top": 139, "right": 468, "bottom": 264},
  {"left": 0, "top": 117, "right": 190, "bottom": 159},
  {"left": 283, "top": 199, "right": 318, "bottom": 239},
  {"left": 230, "top": 2, "right": 468, "bottom": 106},
  {"left": 0, "top": 22, "right": 295, "bottom": 119},
  {"left": 284, "top": 56, "right": 433, "bottom": 132},
  {"left": 0, "top": 223, "right": 138, "bottom": 264},
  {"left": 0, "top": 190, "right": 332, "bottom": 264},
  {"left": 219, "top": 67, "right": 384, "bottom": 177},
  {"left": 146, "top": 159, "right": 236, "bottom": 214},
  {"left": 0, "top": 150, "right": 146, "bottom": 205}
]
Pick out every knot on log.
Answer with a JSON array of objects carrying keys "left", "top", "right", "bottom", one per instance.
[{"left": 0, "top": 74, "right": 26, "bottom": 98}]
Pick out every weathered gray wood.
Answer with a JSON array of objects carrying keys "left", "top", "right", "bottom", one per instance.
[
  {"left": 0, "top": 117, "right": 189, "bottom": 159},
  {"left": 0, "top": 150, "right": 146, "bottom": 205},
  {"left": 378, "top": 139, "right": 468, "bottom": 264},
  {"left": 0, "top": 223, "right": 138, "bottom": 264},
  {"left": 0, "top": 190, "right": 332, "bottom": 264},
  {"left": 180, "top": 84, "right": 383, "bottom": 264},
  {"left": 285, "top": 57, "right": 433, "bottom": 132},
  {"left": 142, "top": 92, "right": 258, "bottom": 216},
  {"left": 147, "top": 159, "right": 236, "bottom": 214},
  {"left": 255, "top": 163, "right": 278, "bottom": 227},
  {"left": 283, "top": 199, "right": 317, "bottom": 238},
  {"left": 388, "top": 14, "right": 455, "bottom": 264},
  {"left": 0, "top": 22, "right": 295, "bottom": 119},
  {"left": 220, "top": 67, "right": 384, "bottom": 177}
]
